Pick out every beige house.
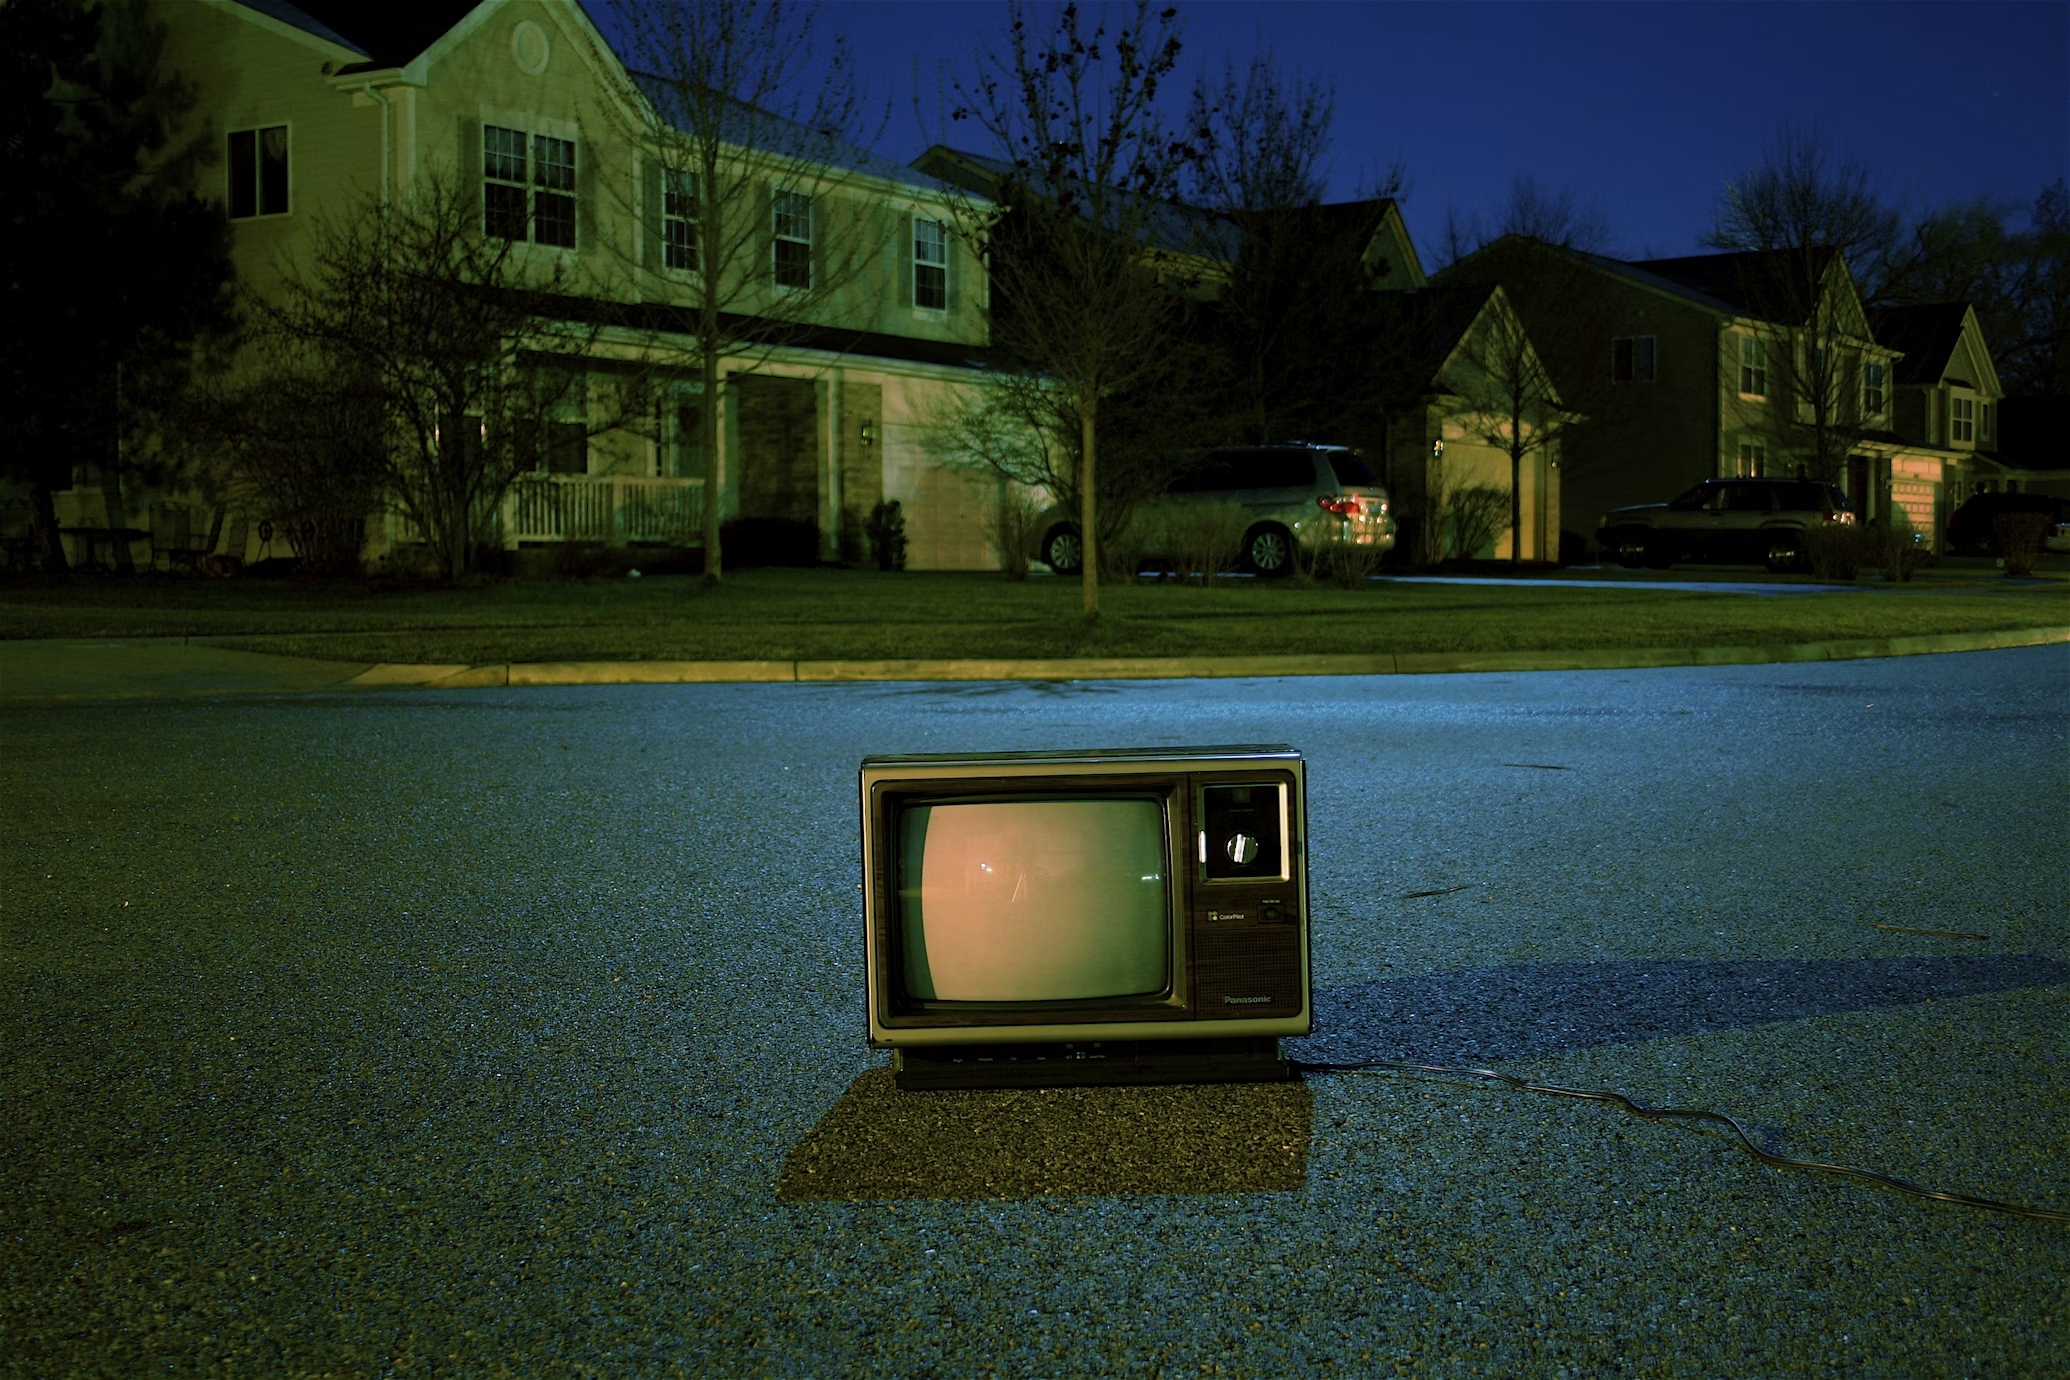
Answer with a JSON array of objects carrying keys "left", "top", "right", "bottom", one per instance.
[
  {"left": 1868, "top": 303, "right": 2011, "bottom": 537},
  {"left": 126, "top": 0, "right": 1007, "bottom": 572}
]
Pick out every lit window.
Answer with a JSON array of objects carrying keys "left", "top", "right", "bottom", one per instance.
[
  {"left": 1738, "top": 440, "right": 1767, "bottom": 478},
  {"left": 484, "top": 124, "right": 578, "bottom": 247},
  {"left": 1862, "top": 361, "right": 1885, "bottom": 416},
  {"left": 228, "top": 125, "right": 288, "bottom": 218},
  {"left": 1951, "top": 396, "right": 1974, "bottom": 443},
  {"left": 773, "top": 190, "right": 812, "bottom": 289},
  {"left": 1980, "top": 402, "right": 1994, "bottom": 445},
  {"left": 663, "top": 168, "right": 698, "bottom": 271},
  {"left": 914, "top": 218, "right": 948, "bottom": 310},
  {"left": 1739, "top": 337, "right": 1766, "bottom": 397},
  {"left": 1611, "top": 335, "right": 1656, "bottom": 384}
]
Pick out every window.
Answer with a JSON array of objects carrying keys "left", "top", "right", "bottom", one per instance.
[
  {"left": 228, "top": 125, "right": 288, "bottom": 218},
  {"left": 913, "top": 218, "right": 948, "bottom": 310},
  {"left": 773, "top": 190, "right": 812, "bottom": 288},
  {"left": 1862, "top": 361, "right": 1885, "bottom": 417},
  {"left": 1611, "top": 335, "right": 1656, "bottom": 383},
  {"left": 1981, "top": 401, "right": 1995, "bottom": 446},
  {"left": 484, "top": 124, "right": 577, "bottom": 247},
  {"left": 544, "top": 421, "right": 587, "bottom": 474},
  {"left": 663, "top": 168, "right": 699, "bottom": 271},
  {"left": 1738, "top": 440, "right": 1767, "bottom": 478},
  {"left": 1951, "top": 395, "right": 1975, "bottom": 443},
  {"left": 1739, "top": 337, "right": 1767, "bottom": 397}
]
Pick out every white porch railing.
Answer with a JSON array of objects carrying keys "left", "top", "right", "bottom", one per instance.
[{"left": 503, "top": 475, "right": 705, "bottom": 545}]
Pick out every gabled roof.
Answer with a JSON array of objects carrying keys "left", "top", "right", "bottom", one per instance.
[
  {"left": 916, "top": 145, "right": 1210, "bottom": 258},
  {"left": 1868, "top": 303, "right": 1973, "bottom": 387},
  {"left": 241, "top": 0, "right": 479, "bottom": 69},
  {"left": 630, "top": 74, "right": 958, "bottom": 195},
  {"left": 1372, "top": 282, "right": 1503, "bottom": 391},
  {"left": 1630, "top": 248, "right": 1842, "bottom": 324}
]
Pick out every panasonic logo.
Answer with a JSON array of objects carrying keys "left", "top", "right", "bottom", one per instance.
[{"left": 1223, "top": 995, "right": 1271, "bottom": 1005}]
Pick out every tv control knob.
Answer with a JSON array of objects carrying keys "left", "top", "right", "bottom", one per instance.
[{"left": 1224, "top": 833, "right": 1259, "bottom": 865}]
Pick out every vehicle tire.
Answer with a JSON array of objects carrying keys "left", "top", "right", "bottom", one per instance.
[
  {"left": 1763, "top": 535, "right": 1800, "bottom": 574},
  {"left": 1243, "top": 524, "right": 1296, "bottom": 577},
  {"left": 1613, "top": 536, "right": 1649, "bottom": 569},
  {"left": 1642, "top": 538, "right": 1675, "bottom": 569},
  {"left": 1041, "top": 525, "right": 1083, "bottom": 575}
]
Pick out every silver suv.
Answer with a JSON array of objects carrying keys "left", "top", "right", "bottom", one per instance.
[
  {"left": 1038, "top": 444, "right": 1396, "bottom": 577},
  {"left": 1597, "top": 478, "right": 1855, "bottom": 573}
]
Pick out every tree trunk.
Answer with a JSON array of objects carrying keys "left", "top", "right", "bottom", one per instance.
[
  {"left": 1079, "top": 396, "right": 1099, "bottom": 619},
  {"left": 30, "top": 482, "right": 68, "bottom": 574},
  {"left": 1511, "top": 443, "right": 1523, "bottom": 564},
  {"left": 701, "top": 343, "right": 723, "bottom": 586}
]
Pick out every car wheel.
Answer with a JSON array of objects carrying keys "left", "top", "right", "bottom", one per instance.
[
  {"left": 1243, "top": 525, "right": 1295, "bottom": 577},
  {"left": 1614, "top": 537, "right": 1649, "bottom": 569},
  {"left": 1041, "top": 525, "right": 1083, "bottom": 575},
  {"left": 1763, "top": 536, "right": 1800, "bottom": 574},
  {"left": 1642, "top": 538, "right": 1675, "bottom": 569}
]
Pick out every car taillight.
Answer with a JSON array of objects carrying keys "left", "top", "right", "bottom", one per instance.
[
  {"left": 1317, "top": 495, "right": 1360, "bottom": 516},
  {"left": 1824, "top": 511, "right": 1855, "bottom": 524}
]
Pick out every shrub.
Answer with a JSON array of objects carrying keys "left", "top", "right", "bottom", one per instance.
[
  {"left": 1311, "top": 522, "right": 1387, "bottom": 588},
  {"left": 723, "top": 517, "right": 821, "bottom": 568},
  {"left": 986, "top": 485, "right": 1045, "bottom": 580},
  {"left": 1993, "top": 512, "right": 2050, "bottom": 577},
  {"left": 1862, "top": 519, "right": 1923, "bottom": 583},
  {"left": 1165, "top": 502, "right": 1247, "bottom": 586},
  {"left": 1099, "top": 513, "right": 1148, "bottom": 582},
  {"left": 1801, "top": 523, "right": 1862, "bottom": 581},
  {"left": 1443, "top": 484, "right": 1509, "bottom": 563},
  {"left": 863, "top": 500, "right": 906, "bottom": 572}
]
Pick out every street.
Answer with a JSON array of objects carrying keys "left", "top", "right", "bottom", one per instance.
[{"left": 4, "top": 647, "right": 2066, "bottom": 1375}]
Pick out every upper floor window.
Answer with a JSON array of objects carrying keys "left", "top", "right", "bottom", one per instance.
[
  {"left": 663, "top": 169, "right": 699, "bottom": 272},
  {"left": 484, "top": 124, "right": 577, "bottom": 248},
  {"left": 913, "top": 218, "right": 948, "bottom": 311},
  {"left": 1981, "top": 401, "right": 1995, "bottom": 446},
  {"left": 1950, "top": 395, "right": 1975, "bottom": 444},
  {"left": 1739, "top": 337, "right": 1767, "bottom": 398},
  {"left": 1862, "top": 361, "right": 1885, "bottom": 417},
  {"left": 228, "top": 125, "right": 288, "bottom": 218},
  {"left": 1611, "top": 335, "right": 1656, "bottom": 383},
  {"left": 773, "top": 190, "right": 812, "bottom": 289}
]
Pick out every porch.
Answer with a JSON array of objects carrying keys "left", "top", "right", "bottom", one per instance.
[{"left": 501, "top": 474, "right": 705, "bottom": 547}]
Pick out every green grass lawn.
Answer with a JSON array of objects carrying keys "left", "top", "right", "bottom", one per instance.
[{"left": 1, "top": 569, "right": 2064, "bottom": 664}]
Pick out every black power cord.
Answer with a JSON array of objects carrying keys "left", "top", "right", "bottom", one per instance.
[{"left": 1293, "top": 1057, "right": 2070, "bottom": 1226}]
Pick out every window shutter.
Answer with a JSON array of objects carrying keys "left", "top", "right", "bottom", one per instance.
[
  {"left": 574, "top": 134, "right": 593, "bottom": 254},
  {"left": 809, "top": 192, "right": 824, "bottom": 291},
  {"left": 458, "top": 116, "right": 481, "bottom": 233},
  {"left": 757, "top": 181, "right": 773, "bottom": 281},
  {"left": 640, "top": 158, "right": 663, "bottom": 272},
  {"left": 897, "top": 212, "right": 913, "bottom": 309}
]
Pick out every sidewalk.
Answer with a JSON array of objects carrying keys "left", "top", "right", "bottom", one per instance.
[{"left": 3, "top": 625, "right": 2066, "bottom": 701}]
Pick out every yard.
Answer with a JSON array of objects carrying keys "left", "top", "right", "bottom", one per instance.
[{"left": 1, "top": 568, "right": 2064, "bottom": 667}]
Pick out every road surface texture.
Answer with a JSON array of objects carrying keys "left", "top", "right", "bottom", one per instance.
[{"left": 4, "top": 646, "right": 2066, "bottom": 1375}]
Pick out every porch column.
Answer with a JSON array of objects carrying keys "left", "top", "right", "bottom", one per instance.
[{"left": 820, "top": 371, "right": 843, "bottom": 561}]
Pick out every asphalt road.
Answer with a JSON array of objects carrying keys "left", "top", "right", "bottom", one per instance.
[{"left": 4, "top": 648, "right": 2066, "bottom": 1376}]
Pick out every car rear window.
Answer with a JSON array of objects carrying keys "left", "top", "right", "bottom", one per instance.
[
  {"left": 1327, "top": 452, "right": 1378, "bottom": 487},
  {"left": 1231, "top": 450, "right": 1322, "bottom": 489},
  {"left": 1774, "top": 482, "right": 1835, "bottom": 511}
]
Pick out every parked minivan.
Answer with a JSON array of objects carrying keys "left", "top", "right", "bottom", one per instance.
[{"left": 1037, "top": 443, "right": 1395, "bottom": 576}]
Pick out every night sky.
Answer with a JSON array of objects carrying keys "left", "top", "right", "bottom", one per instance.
[{"left": 812, "top": 0, "right": 2070, "bottom": 260}]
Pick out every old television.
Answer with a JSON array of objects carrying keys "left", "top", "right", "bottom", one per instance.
[{"left": 860, "top": 746, "right": 1311, "bottom": 1090}]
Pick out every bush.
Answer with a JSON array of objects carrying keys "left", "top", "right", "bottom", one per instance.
[
  {"left": 1311, "top": 523, "right": 1387, "bottom": 588},
  {"left": 863, "top": 500, "right": 906, "bottom": 572},
  {"left": 1801, "top": 523, "right": 1862, "bottom": 581},
  {"left": 986, "top": 485, "right": 1044, "bottom": 580},
  {"left": 1443, "top": 484, "right": 1509, "bottom": 563},
  {"left": 1165, "top": 502, "right": 1247, "bottom": 586},
  {"left": 1862, "top": 519, "right": 1924, "bottom": 583},
  {"left": 1099, "top": 514, "right": 1148, "bottom": 582},
  {"left": 1993, "top": 512, "right": 2050, "bottom": 577}
]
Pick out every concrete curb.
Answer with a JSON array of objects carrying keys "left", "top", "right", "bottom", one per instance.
[{"left": 345, "top": 624, "right": 2070, "bottom": 690}]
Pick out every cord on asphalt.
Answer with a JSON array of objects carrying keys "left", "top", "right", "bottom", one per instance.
[{"left": 1294, "top": 1057, "right": 2070, "bottom": 1225}]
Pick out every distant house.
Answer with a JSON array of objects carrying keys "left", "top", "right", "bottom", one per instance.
[
  {"left": 120, "top": 0, "right": 1007, "bottom": 571},
  {"left": 1867, "top": 303, "right": 2010, "bottom": 542},
  {"left": 1440, "top": 238, "right": 1911, "bottom": 552}
]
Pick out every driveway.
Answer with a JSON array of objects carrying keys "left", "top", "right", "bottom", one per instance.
[{"left": 3, "top": 647, "right": 2065, "bottom": 1375}]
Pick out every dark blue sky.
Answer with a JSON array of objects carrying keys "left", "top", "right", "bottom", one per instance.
[{"left": 818, "top": 0, "right": 2069, "bottom": 261}]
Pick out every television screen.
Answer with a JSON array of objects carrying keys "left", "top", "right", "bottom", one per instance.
[{"left": 899, "top": 798, "right": 1169, "bottom": 1002}]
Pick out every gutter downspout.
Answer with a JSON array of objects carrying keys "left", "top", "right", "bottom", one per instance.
[{"left": 362, "top": 81, "right": 391, "bottom": 205}]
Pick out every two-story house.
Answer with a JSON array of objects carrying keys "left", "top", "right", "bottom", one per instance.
[
  {"left": 146, "top": 0, "right": 1004, "bottom": 572},
  {"left": 1865, "top": 303, "right": 2009, "bottom": 542},
  {"left": 1440, "top": 238, "right": 1904, "bottom": 555}
]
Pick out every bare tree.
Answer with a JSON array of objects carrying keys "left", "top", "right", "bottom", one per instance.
[
  {"left": 601, "top": 0, "right": 882, "bottom": 583},
  {"left": 1705, "top": 125, "right": 1899, "bottom": 279},
  {"left": 1433, "top": 174, "right": 1615, "bottom": 270},
  {"left": 1444, "top": 286, "right": 1575, "bottom": 563},
  {"left": 258, "top": 177, "right": 642, "bottom": 580},
  {"left": 947, "top": 0, "right": 1194, "bottom": 617}
]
